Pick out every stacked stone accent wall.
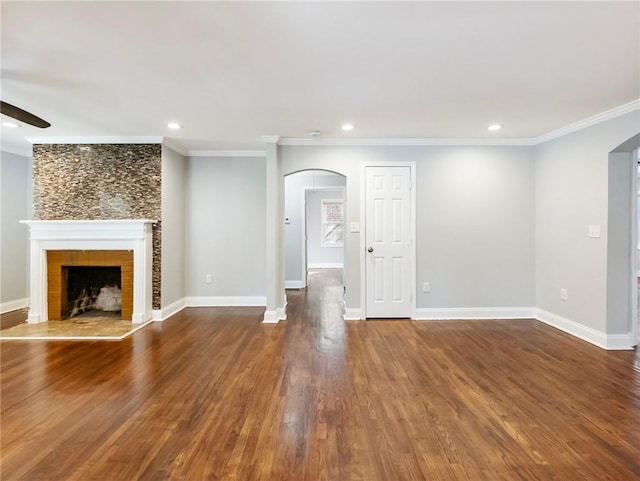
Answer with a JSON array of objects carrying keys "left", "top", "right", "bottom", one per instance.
[{"left": 32, "top": 144, "right": 162, "bottom": 308}]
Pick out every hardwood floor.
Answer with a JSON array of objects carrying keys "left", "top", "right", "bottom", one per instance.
[{"left": 1, "top": 269, "right": 639, "bottom": 481}]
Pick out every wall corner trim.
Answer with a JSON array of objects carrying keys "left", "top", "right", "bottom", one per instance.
[
  {"left": 534, "top": 308, "right": 635, "bottom": 350},
  {"left": 152, "top": 297, "right": 186, "bottom": 321},
  {"left": 343, "top": 307, "right": 364, "bottom": 320},
  {"left": 263, "top": 309, "right": 279, "bottom": 323}
]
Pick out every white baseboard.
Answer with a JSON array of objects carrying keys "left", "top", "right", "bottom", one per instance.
[
  {"left": 308, "top": 263, "right": 344, "bottom": 269},
  {"left": 285, "top": 280, "right": 305, "bottom": 289},
  {"left": 185, "top": 296, "right": 266, "bottom": 307},
  {"left": 1, "top": 298, "right": 29, "bottom": 314},
  {"left": 343, "top": 307, "right": 364, "bottom": 320},
  {"left": 152, "top": 297, "right": 186, "bottom": 321},
  {"left": 535, "top": 308, "right": 635, "bottom": 350},
  {"left": 263, "top": 309, "right": 278, "bottom": 323},
  {"left": 414, "top": 307, "right": 536, "bottom": 321},
  {"left": 263, "top": 304, "right": 287, "bottom": 323}
]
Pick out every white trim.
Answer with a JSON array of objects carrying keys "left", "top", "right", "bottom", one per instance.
[
  {"left": 632, "top": 149, "right": 640, "bottom": 346},
  {"left": 162, "top": 139, "right": 188, "bottom": 156},
  {"left": 1, "top": 145, "right": 32, "bottom": 157},
  {"left": 185, "top": 296, "right": 266, "bottom": 307},
  {"left": 26, "top": 136, "right": 163, "bottom": 145},
  {"left": 277, "top": 305, "right": 287, "bottom": 321},
  {"left": 343, "top": 307, "right": 364, "bottom": 320},
  {"left": 278, "top": 138, "right": 536, "bottom": 146},
  {"left": 188, "top": 150, "right": 266, "bottom": 157},
  {"left": 361, "top": 161, "right": 417, "bottom": 320},
  {"left": 285, "top": 280, "right": 306, "bottom": 289},
  {"left": 261, "top": 135, "right": 281, "bottom": 144},
  {"left": 415, "top": 307, "right": 536, "bottom": 320},
  {"left": 308, "top": 262, "right": 344, "bottom": 269},
  {"left": 535, "top": 308, "right": 634, "bottom": 350},
  {"left": 534, "top": 99, "right": 640, "bottom": 144},
  {"left": 0, "top": 298, "right": 29, "bottom": 314},
  {"left": 263, "top": 309, "right": 278, "bottom": 323},
  {"left": 0, "top": 320, "right": 153, "bottom": 341},
  {"left": 151, "top": 297, "right": 186, "bottom": 321}
]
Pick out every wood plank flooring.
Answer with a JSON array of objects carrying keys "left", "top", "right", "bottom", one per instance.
[{"left": 1, "top": 269, "right": 639, "bottom": 481}]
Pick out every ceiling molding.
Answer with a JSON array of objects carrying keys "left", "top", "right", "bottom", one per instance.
[
  {"left": 188, "top": 150, "right": 266, "bottom": 157},
  {"left": 0, "top": 143, "right": 32, "bottom": 157},
  {"left": 277, "top": 137, "right": 537, "bottom": 147},
  {"left": 533, "top": 99, "right": 640, "bottom": 145},
  {"left": 261, "top": 135, "right": 281, "bottom": 144},
  {"left": 25, "top": 136, "right": 163, "bottom": 145},
  {"left": 161, "top": 138, "right": 188, "bottom": 156}
]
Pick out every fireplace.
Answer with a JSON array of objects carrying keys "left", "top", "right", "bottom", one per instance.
[
  {"left": 21, "top": 220, "right": 155, "bottom": 324},
  {"left": 47, "top": 250, "right": 132, "bottom": 321}
]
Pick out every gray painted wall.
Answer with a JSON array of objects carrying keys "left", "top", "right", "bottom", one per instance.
[
  {"left": 185, "top": 156, "right": 266, "bottom": 298},
  {"left": 161, "top": 145, "right": 186, "bottom": 308},
  {"left": 535, "top": 111, "right": 640, "bottom": 332},
  {"left": 416, "top": 146, "right": 535, "bottom": 308},
  {"left": 280, "top": 144, "right": 536, "bottom": 310},
  {"left": 0, "top": 151, "right": 30, "bottom": 308},
  {"left": 284, "top": 171, "right": 345, "bottom": 284}
]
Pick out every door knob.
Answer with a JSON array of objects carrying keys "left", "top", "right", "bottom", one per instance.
[{"left": 367, "top": 246, "right": 374, "bottom": 253}]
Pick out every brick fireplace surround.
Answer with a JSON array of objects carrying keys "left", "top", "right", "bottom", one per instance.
[{"left": 21, "top": 220, "right": 155, "bottom": 324}]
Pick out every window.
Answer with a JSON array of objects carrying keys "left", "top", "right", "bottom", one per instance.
[{"left": 321, "top": 199, "right": 344, "bottom": 247}]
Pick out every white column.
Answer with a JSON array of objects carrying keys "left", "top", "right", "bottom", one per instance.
[{"left": 263, "top": 136, "right": 285, "bottom": 323}]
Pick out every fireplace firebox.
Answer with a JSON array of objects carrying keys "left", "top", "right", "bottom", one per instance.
[{"left": 63, "top": 266, "right": 122, "bottom": 320}]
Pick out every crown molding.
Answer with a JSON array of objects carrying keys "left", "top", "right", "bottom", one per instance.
[
  {"left": 188, "top": 150, "right": 266, "bottom": 157},
  {"left": 261, "top": 135, "right": 281, "bottom": 144},
  {"left": 277, "top": 137, "right": 537, "bottom": 147},
  {"left": 1, "top": 143, "right": 32, "bottom": 157},
  {"left": 25, "top": 136, "right": 163, "bottom": 145},
  {"left": 161, "top": 138, "right": 188, "bottom": 156},
  {"left": 533, "top": 99, "right": 640, "bottom": 144}
]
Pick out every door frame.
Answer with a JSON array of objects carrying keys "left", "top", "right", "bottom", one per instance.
[
  {"left": 301, "top": 186, "right": 345, "bottom": 287},
  {"left": 360, "top": 161, "right": 416, "bottom": 319},
  {"left": 631, "top": 149, "right": 639, "bottom": 346}
]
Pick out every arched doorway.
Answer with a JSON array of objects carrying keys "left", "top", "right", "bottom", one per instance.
[
  {"left": 607, "top": 133, "right": 640, "bottom": 347},
  {"left": 284, "top": 170, "right": 346, "bottom": 290}
]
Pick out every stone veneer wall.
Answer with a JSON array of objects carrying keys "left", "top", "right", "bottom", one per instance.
[{"left": 32, "top": 144, "right": 162, "bottom": 309}]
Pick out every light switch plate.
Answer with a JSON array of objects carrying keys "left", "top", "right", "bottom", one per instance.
[
  {"left": 588, "top": 225, "right": 601, "bottom": 238},
  {"left": 350, "top": 222, "right": 360, "bottom": 233}
]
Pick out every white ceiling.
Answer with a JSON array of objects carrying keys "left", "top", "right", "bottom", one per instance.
[{"left": 1, "top": 1, "right": 638, "bottom": 155}]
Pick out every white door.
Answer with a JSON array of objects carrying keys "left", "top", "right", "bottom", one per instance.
[{"left": 365, "top": 165, "right": 413, "bottom": 318}]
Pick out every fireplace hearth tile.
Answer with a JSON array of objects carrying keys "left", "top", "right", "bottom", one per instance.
[{"left": 0, "top": 319, "right": 153, "bottom": 340}]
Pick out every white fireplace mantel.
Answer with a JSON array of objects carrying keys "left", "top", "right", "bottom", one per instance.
[{"left": 20, "top": 219, "right": 156, "bottom": 324}]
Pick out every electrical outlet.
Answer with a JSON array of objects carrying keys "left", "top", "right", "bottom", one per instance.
[
  {"left": 205, "top": 274, "right": 212, "bottom": 284},
  {"left": 588, "top": 225, "right": 601, "bottom": 238},
  {"left": 423, "top": 282, "right": 430, "bottom": 293},
  {"left": 560, "top": 288, "right": 568, "bottom": 301}
]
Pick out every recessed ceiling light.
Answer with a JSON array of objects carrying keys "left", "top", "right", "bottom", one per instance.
[
  {"left": 167, "top": 122, "right": 183, "bottom": 130},
  {"left": 488, "top": 124, "right": 503, "bottom": 131},
  {"left": 342, "top": 123, "right": 354, "bottom": 131},
  {"left": 2, "top": 121, "right": 19, "bottom": 128}
]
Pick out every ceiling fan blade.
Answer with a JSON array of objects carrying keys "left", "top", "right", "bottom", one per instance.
[{"left": 1, "top": 101, "right": 51, "bottom": 128}]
